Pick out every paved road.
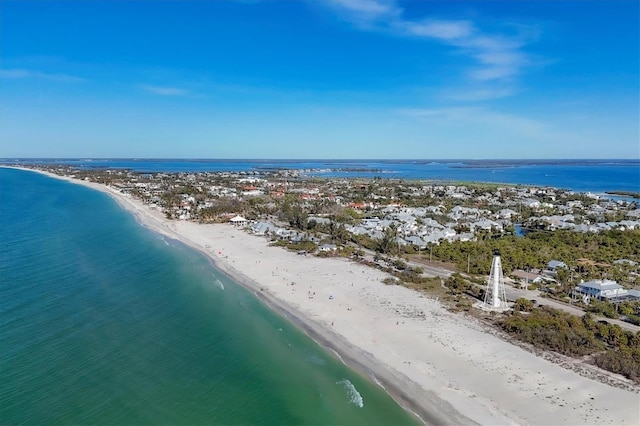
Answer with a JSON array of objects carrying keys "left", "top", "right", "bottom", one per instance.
[
  {"left": 409, "top": 261, "right": 453, "bottom": 279},
  {"left": 357, "top": 247, "right": 453, "bottom": 278}
]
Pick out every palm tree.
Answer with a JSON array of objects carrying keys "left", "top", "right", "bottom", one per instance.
[{"left": 378, "top": 224, "right": 399, "bottom": 255}]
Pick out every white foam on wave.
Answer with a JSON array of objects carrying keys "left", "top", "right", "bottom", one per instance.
[
  {"left": 213, "top": 277, "right": 224, "bottom": 290},
  {"left": 337, "top": 379, "right": 364, "bottom": 408}
]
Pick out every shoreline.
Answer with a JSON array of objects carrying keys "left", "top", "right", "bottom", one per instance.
[
  {"left": 7, "top": 166, "right": 460, "bottom": 424},
  {"left": 6, "top": 166, "right": 640, "bottom": 425}
]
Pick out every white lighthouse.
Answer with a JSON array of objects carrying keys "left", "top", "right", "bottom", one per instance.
[{"left": 475, "top": 250, "right": 510, "bottom": 312}]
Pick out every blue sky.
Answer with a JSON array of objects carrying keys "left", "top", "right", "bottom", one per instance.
[{"left": 1, "top": 0, "right": 638, "bottom": 159}]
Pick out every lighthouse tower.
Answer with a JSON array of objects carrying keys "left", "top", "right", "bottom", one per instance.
[{"left": 475, "top": 250, "right": 510, "bottom": 311}]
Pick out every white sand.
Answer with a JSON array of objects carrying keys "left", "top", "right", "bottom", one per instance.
[{"left": 12, "top": 167, "right": 640, "bottom": 425}]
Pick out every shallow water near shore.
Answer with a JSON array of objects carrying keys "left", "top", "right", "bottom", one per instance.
[{"left": 0, "top": 168, "right": 419, "bottom": 425}]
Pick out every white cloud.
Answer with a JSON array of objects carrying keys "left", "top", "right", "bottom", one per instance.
[
  {"left": 324, "top": 0, "right": 400, "bottom": 26},
  {"left": 396, "top": 106, "right": 550, "bottom": 136},
  {"left": 320, "top": 0, "right": 537, "bottom": 90},
  {"left": 0, "top": 68, "right": 85, "bottom": 82},
  {"left": 138, "top": 84, "right": 189, "bottom": 96},
  {"left": 400, "top": 19, "right": 474, "bottom": 40}
]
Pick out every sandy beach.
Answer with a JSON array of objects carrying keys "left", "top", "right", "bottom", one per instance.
[{"left": 12, "top": 167, "right": 640, "bottom": 425}]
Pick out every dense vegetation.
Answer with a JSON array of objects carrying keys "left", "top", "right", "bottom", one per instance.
[
  {"left": 501, "top": 305, "right": 605, "bottom": 356},
  {"left": 585, "top": 300, "right": 640, "bottom": 325},
  {"left": 500, "top": 304, "right": 640, "bottom": 382},
  {"left": 431, "top": 229, "right": 640, "bottom": 284}
]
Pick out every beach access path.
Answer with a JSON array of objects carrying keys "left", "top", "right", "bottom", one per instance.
[{"left": 11, "top": 167, "right": 640, "bottom": 426}]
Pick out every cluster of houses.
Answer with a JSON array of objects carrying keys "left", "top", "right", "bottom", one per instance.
[
  {"left": 59, "top": 165, "right": 640, "bottom": 251},
  {"left": 248, "top": 220, "right": 338, "bottom": 252},
  {"left": 27, "top": 165, "right": 640, "bottom": 309},
  {"left": 44, "top": 165, "right": 640, "bottom": 277},
  {"left": 526, "top": 209, "right": 640, "bottom": 232},
  {"left": 232, "top": 202, "right": 509, "bottom": 250},
  {"left": 340, "top": 206, "right": 482, "bottom": 248},
  {"left": 73, "top": 167, "right": 639, "bottom": 240}
]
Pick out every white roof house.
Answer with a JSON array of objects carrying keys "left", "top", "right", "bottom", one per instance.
[
  {"left": 230, "top": 215, "right": 248, "bottom": 226},
  {"left": 547, "top": 260, "right": 568, "bottom": 271},
  {"left": 405, "top": 235, "right": 427, "bottom": 249},
  {"left": 250, "top": 221, "right": 280, "bottom": 235},
  {"left": 574, "top": 279, "right": 627, "bottom": 301},
  {"left": 496, "top": 208, "right": 518, "bottom": 219},
  {"left": 511, "top": 269, "right": 545, "bottom": 284}
]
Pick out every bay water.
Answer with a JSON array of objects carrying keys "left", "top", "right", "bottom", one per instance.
[{"left": 0, "top": 168, "right": 418, "bottom": 425}]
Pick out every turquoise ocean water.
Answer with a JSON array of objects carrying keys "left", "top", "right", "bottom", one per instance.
[{"left": 0, "top": 168, "right": 418, "bottom": 425}]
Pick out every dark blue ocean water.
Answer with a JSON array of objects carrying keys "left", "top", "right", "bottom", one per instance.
[
  {"left": 0, "top": 168, "right": 418, "bottom": 425},
  {"left": 3, "top": 159, "right": 639, "bottom": 193}
]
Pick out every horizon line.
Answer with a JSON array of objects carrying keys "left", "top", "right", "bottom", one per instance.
[{"left": 1, "top": 158, "right": 638, "bottom": 162}]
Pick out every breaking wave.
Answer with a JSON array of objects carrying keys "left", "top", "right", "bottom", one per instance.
[
  {"left": 213, "top": 278, "right": 224, "bottom": 290},
  {"left": 337, "top": 379, "right": 363, "bottom": 408}
]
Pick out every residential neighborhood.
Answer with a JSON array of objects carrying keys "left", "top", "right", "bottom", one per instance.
[{"left": 35, "top": 165, "right": 640, "bottom": 310}]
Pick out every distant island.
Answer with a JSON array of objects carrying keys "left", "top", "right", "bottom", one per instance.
[
  {"left": 606, "top": 191, "right": 640, "bottom": 199},
  {"left": 450, "top": 159, "right": 640, "bottom": 168}
]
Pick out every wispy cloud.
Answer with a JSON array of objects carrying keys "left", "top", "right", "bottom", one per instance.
[
  {"left": 396, "top": 106, "right": 549, "bottom": 136},
  {"left": 138, "top": 84, "right": 190, "bottom": 96},
  {"left": 444, "top": 86, "right": 518, "bottom": 102},
  {"left": 0, "top": 68, "right": 86, "bottom": 82},
  {"left": 323, "top": 0, "right": 400, "bottom": 27},
  {"left": 399, "top": 19, "right": 474, "bottom": 40},
  {"left": 397, "top": 106, "right": 480, "bottom": 119},
  {"left": 321, "top": 0, "right": 536, "bottom": 88}
]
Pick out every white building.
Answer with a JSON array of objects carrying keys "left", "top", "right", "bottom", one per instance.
[
  {"left": 318, "top": 244, "right": 338, "bottom": 252},
  {"left": 573, "top": 279, "right": 627, "bottom": 301},
  {"left": 229, "top": 215, "right": 247, "bottom": 227}
]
